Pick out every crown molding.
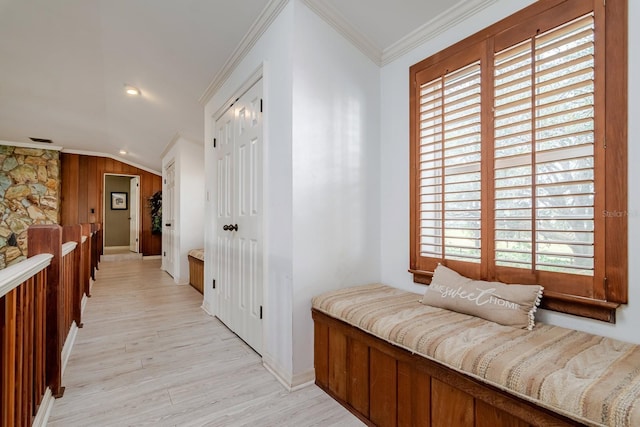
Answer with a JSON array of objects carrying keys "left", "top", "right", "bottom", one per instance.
[
  {"left": 381, "top": 0, "right": 498, "bottom": 65},
  {"left": 60, "top": 149, "right": 161, "bottom": 176},
  {"left": 303, "top": 0, "right": 497, "bottom": 67},
  {"left": 160, "top": 132, "right": 182, "bottom": 159},
  {"left": 199, "top": 0, "right": 290, "bottom": 105},
  {"left": 301, "top": 0, "right": 382, "bottom": 65},
  {"left": 198, "top": 0, "right": 498, "bottom": 105},
  {"left": 160, "top": 132, "right": 203, "bottom": 160},
  {"left": 0, "top": 139, "right": 63, "bottom": 151}
]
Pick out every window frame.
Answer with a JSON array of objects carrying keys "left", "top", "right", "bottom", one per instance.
[{"left": 409, "top": 0, "right": 627, "bottom": 322}]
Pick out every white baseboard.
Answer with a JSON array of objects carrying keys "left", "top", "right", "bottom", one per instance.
[
  {"left": 290, "top": 373, "right": 316, "bottom": 391},
  {"left": 61, "top": 322, "right": 79, "bottom": 377},
  {"left": 81, "top": 294, "right": 88, "bottom": 314},
  {"left": 143, "top": 255, "right": 162, "bottom": 260},
  {"left": 32, "top": 387, "right": 55, "bottom": 427},
  {"left": 262, "top": 354, "right": 315, "bottom": 391},
  {"left": 201, "top": 302, "right": 214, "bottom": 316}
]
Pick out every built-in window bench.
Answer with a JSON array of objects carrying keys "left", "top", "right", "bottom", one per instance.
[
  {"left": 188, "top": 249, "right": 204, "bottom": 294},
  {"left": 312, "top": 284, "right": 640, "bottom": 427}
]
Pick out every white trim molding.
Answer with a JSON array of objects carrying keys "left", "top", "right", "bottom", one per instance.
[
  {"left": 381, "top": 0, "right": 498, "bottom": 65},
  {"left": 199, "top": 0, "right": 289, "bottom": 105},
  {"left": 0, "top": 139, "right": 63, "bottom": 151},
  {"left": 262, "top": 353, "right": 315, "bottom": 391},
  {"left": 212, "top": 65, "right": 264, "bottom": 122},
  {"left": 62, "top": 241, "right": 78, "bottom": 257},
  {"left": 61, "top": 322, "right": 79, "bottom": 377},
  {"left": 160, "top": 132, "right": 203, "bottom": 160},
  {"left": 301, "top": 0, "right": 382, "bottom": 65},
  {"left": 302, "top": 0, "right": 498, "bottom": 66},
  {"left": 32, "top": 387, "right": 55, "bottom": 427},
  {"left": 0, "top": 254, "right": 53, "bottom": 299}
]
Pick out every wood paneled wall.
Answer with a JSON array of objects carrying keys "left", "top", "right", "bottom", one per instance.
[{"left": 59, "top": 154, "right": 162, "bottom": 256}]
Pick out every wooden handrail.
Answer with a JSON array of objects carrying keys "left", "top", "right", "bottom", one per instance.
[
  {"left": 1, "top": 226, "right": 58, "bottom": 427},
  {"left": 0, "top": 254, "right": 52, "bottom": 299},
  {"left": 62, "top": 242, "right": 77, "bottom": 257},
  {"left": 1, "top": 223, "right": 97, "bottom": 427}
]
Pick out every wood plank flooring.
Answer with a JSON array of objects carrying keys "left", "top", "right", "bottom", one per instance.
[{"left": 48, "top": 259, "right": 362, "bottom": 426}]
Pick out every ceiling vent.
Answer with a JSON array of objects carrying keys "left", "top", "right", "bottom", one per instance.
[{"left": 29, "top": 137, "right": 53, "bottom": 144}]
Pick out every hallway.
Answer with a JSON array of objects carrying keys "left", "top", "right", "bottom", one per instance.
[{"left": 47, "top": 259, "right": 361, "bottom": 426}]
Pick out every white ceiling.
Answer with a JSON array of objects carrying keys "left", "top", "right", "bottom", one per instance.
[{"left": 0, "top": 0, "right": 494, "bottom": 173}]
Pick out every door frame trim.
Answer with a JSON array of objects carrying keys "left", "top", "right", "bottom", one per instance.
[
  {"left": 102, "top": 173, "right": 141, "bottom": 253},
  {"left": 212, "top": 65, "right": 264, "bottom": 122}
]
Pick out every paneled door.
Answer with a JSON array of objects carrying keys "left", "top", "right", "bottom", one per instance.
[
  {"left": 129, "top": 176, "right": 140, "bottom": 253},
  {"left": 215, "top": 105, "right": 235, "bottom": 328},
  {"left": 213, "top": 79, "right": 263, "bottom": 354},
  {"left": 163, "top": 161, "right": 176, "bottom": 278}
]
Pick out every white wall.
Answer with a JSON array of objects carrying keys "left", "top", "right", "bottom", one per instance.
[
  {"left": 290, "top": 2, "right": 381, "bottom": 376},
  {"left": 178, "top": 138, "right": 205, "bottom": 284},
  {"left": 379, "top": 0, "right": 640, "bottom": 344},
  {"left": 203, "top": 0, "right": 381, "bottom": 386},
  {"left": 162, "top": 136, "right": 205, "bottom": 285},
  {"left": 204, "top": 2, "right": 296, "bottom": 381}
]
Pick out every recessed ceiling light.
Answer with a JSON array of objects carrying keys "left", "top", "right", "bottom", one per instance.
[
  {"left": 124, "top": 84, "right": 141, "bottom": 96},
  {"left": 119, "top": 150, "right": 128, "bottom": 155}
]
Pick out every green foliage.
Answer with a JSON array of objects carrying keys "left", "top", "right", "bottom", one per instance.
[{"left": 149, "top": 191, "right": 162, "bottom": 235}]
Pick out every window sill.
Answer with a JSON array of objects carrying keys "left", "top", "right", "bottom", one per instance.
[{"left": 540, "top": 291, "right": 619, "bottom": 323}]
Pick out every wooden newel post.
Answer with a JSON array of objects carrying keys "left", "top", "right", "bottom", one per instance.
[
  {"left": 63, "top": 225, "right": 83, "bottom": 328},
  {"left": 27, "top": 225, "right": 65, "bottom": 398}
]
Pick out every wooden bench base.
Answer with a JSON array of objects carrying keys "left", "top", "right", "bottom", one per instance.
[
  {"left": 188, "top": 255, "right": 204, "bottom": 294},
  {"left": 313, "top": 309, "right": 584, "bottom": 427}
]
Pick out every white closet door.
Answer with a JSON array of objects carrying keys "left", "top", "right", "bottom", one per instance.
[
  {"left": 213, "top": 79, "right": 263, "bottom": 354},
  {"left": 129, "top": 176, "right": 140, "bottom": 253},
  {"left": 233, "top": 80, "right": 263, "bottom": 353},
  {"left": 163, "top": 162, "right": 176, "bottom": 278},
  {"left": 214, "top": 107, "right": 236, "bottom": 328}
]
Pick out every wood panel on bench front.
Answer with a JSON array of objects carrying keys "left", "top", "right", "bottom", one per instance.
[{"left": 312, "top": 309, "right": 583, "bottom": 427}]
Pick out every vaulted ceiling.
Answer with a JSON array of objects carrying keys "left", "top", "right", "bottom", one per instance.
[{"left": 0, "top": 0, "right": 495, "bottom": 172}]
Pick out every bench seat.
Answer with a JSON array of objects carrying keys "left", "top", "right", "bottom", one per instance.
[
  {"left": 187, "top": 249, "right": 204, "bottom": 294},
  {"left": 187, "top": 248, "right": 205, "bottom": 262},
  {"left": 312, "top": 284, "right": 640, "bottom": 427}
]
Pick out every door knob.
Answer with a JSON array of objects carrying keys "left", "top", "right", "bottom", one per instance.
[{"left": 223, "top": 224, "right": 229, "bottom": 231}]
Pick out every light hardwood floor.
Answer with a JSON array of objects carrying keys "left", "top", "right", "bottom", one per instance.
[{"left": 48, "top": 259, "right": 362, "bottom": 427}]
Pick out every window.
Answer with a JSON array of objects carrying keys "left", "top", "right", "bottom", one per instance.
[{"left": 410, "top": 0, "right": 627, "bottom": 322}]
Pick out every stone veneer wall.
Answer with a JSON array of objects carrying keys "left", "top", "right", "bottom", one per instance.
[{"left": 0, "top": 145, "right": 60, "bottom": 268}]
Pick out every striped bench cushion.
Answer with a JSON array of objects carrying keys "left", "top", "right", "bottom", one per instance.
[
  {"left": 188, "top": 249, "right": 204, "bottom": 262},
  {"left": 312, "top": 284, "right": 640, "bottom": 427}
]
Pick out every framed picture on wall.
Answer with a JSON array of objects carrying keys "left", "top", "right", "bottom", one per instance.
[{"left": 111, "top": 192, "right": 128, "bottom": 210}]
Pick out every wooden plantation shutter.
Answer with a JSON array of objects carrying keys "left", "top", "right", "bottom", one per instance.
[
  {"left": 410, "top": 0, "right": 627, "bottom": 321},
  {"left": 493, "top": 13, "right": 599, "bottom": 291},
  {"left": 418, "top": 62, "right": 483, "bottom": 272},
  {"left": 411, "top": 44, "right": 485, "bottom": 281}
]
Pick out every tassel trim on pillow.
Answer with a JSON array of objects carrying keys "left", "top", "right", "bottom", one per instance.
[{"left": 528, "top": 286, "right": 544, "bottom": 331}]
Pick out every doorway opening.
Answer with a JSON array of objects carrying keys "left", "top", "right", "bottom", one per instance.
[{"left": 103, "top": 174, "right": 141, "bottom": 258}]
